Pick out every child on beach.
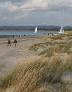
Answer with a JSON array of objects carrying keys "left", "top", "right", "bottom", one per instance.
[
  {"left": 7, "top": 39, "right": 11, "bottom": 46},
  {"left": 14, "top": 39, "right": 17, "bottom": 46}
]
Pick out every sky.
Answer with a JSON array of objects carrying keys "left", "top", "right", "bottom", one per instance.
[{"left": 0, "top": 0, "right": 72, "bottom": 26}]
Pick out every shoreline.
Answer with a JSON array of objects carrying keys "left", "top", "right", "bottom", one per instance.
[
  {"left": 0, "top": 30, "right": 72, "bottom": 31},
  {"left": 0, "top": 30, "right": 49, "bottom": 32},
  {"left": 0, "top": 30, "right": 62, "bottom": 33}
]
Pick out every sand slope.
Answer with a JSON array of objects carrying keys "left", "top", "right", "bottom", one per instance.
[{"left": 0, "top": 36, "right": 47, "bottom": 78}]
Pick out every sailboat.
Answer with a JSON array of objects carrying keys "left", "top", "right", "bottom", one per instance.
[
  {"left": 34, "top": 27, "right": 37, "bottom": 33},
  {"left": 58, "top": 26, "right": 65, "bottom": 34}
]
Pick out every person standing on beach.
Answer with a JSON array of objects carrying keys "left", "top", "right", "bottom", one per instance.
[
  {"left": 7, "top": 39, "right": 11, "bottom": 46},
  {"left": 14, "top": 39, "right": 17, "bottom": 46}
]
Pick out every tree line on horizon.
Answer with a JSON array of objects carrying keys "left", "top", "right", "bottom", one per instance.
[{"left": 0, "top": 26, "right": 72, "bottom": 30}]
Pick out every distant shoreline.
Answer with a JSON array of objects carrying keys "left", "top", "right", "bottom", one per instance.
[
  {"left": 0, "top": 29, "right": 72, "bottom": 32},
  {"left": 0, "top": 30, "right": 60, "bottom": 31}
]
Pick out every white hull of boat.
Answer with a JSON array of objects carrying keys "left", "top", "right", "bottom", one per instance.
[
  {"left": 34, "top": 31, "right": 37, "bottom": 33},
  {"left": 58, "top": 32, "right": 64, "bottom": 34}
]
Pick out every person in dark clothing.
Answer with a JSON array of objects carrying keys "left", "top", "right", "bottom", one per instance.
[
  {"left": 14, "top": 39, "right": 17, "bottom": 46},
  {"left": 13, "top": 35, "right": 14, "bottom": 38},
  {"left": 7, "top": 39, "right": 11, "bottom": 46}
]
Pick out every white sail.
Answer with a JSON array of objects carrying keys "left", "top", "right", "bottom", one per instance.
[
  {"left": 61, "top": 26, "right": 63, "bottom": 30},
  {"left": 34, "top": 27, "right": 37, "bottom": 33},
  {"left": 59, "top": 26, "right": 65, "bottom": 34},
  {"left": 60, "top": 26, "right": 63, "bottom": 32},
  {"left": 60, "top": 28, "right": 62, "bottom": 32},
  {"left": 63, "top": 29, "right": 64, "bottom": 33}
]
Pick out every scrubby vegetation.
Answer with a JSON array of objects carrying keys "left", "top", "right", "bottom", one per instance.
[
  {"left": 29, "top": 32, "right": 72, "bottom": 54},
  {"left": 0, "top": 56, "right": 72, "bottom": 92},
  {"left": 29, "top": 42, "right": 55, "bottom": 51},
  {"left": 39, "top": 42, "right": 72, "bottom": 57},
  {"left": 39, "top": 33, "right": 72, "bottom": 57}
]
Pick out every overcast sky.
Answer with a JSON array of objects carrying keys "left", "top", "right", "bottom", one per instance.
[{"left": 0, "top": 0, "right": 72, "bottom": 26}]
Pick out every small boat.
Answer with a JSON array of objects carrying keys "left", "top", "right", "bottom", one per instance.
[
  {"left": 58, "top": 26, "right": 65, "bottom": 34},
  {"left": 34, "top": 27, "right": 37, "bottom": 33}
]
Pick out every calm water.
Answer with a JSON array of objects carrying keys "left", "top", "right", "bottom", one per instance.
[{"left": 0, "top": 31, "right": 59, "bottom": 36}]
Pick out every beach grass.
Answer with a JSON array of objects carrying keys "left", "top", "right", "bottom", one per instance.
[
  {"left": 29, "top": 40, "right": 72, "bottom": 53},
  {"left": 39, "top": 42, "right": 72, "bottom": 57},
  {"left": 29, "top": 32, "right": 72, "bottom": 52},
  {"left": 1, "top": 55, "right": 72, "bottom": 91},
  {"left": 0, "top": 55, "right": 72, "bottom": 92},
  {"left": 29, "top": 42, "right": 55, "bottom": 51}
]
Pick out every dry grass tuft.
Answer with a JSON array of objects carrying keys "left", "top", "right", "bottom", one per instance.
[
  {"left": 0, "top": 55, "right": 72, "bottom": 92},
  {"left": 39, "top": 42, "right": 72, "bottom": 57},
  {"left": 29, "top": 42, "right": 55, "bottom": 51}
]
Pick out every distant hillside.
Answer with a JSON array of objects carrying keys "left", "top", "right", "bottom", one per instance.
[{"left": 0, "top": 26, "right": 72, "bottom": 30}]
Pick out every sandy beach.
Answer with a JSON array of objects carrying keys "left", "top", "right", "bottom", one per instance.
[
  {"left": 0, "top": 33, "right": 72, "bottom": 92},
  {"left": 0, "top": 35, "right": 47, "bottom": 78}
]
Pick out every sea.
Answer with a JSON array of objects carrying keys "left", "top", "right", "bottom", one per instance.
[{"left": 0, "top": 30, "right": 59, "bottom": 36}]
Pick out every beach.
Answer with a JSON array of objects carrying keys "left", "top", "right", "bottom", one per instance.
[
  {"left": 0, "top": 35, "right": 47, "bottom": 78},
  {"left": 0, "top": 33, "right": 72, "bottom": 92}
]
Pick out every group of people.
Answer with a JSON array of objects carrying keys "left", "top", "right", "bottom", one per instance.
[{"left": 7, "top": 39, "right": 17, "bottom": 46}]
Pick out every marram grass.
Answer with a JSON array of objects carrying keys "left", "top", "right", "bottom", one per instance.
[
  {"left": 39, "top": 42, "right": 72, "bottom": 57},
  {"left": 0, "top": 55, "right": 72, "bottom": 92}
]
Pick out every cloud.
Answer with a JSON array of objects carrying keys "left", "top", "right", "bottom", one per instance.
[
  {"left": 0, "top": 0, "right": 72, "bottom": 13},
  {"left": 1, "top": 16, "right": 8, "bottom": 20},
  {"left": 20, "top": 0, "right": 48, "bottom": 11},
  {"left": 11, "top": 0, "right": 27, "bottom": 3},
  {"left": 0, "top": 0, "right": 9, "bottom": 2},
  {"left": 51, "top": 11, "right": 57, "bottom": 14},
  {"left": 9, "top": 6, "right": 19, "bottom": 12},
  {"left": 0, "top": 2, "right": 20, "bottom": 12},
  {"left": 19, "top": 0, "right": 72, "bottom": 12},
  {"left": 0, "top": 0, "right": 26, "bottom": 2},
  {"left": 0, "top": 0, "right": 48, "bottom": 12},
  {"left": 0, "top": 0, "right": 72, "bottom": 26},
  {"left": 15, "top": 12, "right": 28, "bottom": 19}
]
